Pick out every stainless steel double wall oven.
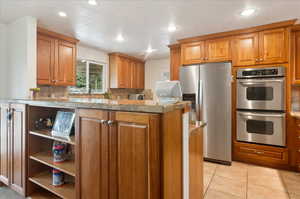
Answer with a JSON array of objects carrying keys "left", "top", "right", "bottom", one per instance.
[{"left": 236, "top": 67, "right": 286, "bottom": 147}]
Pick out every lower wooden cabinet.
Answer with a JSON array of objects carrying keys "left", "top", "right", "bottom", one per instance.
[
  {"left": 0, "top": 103, "right": 26, "bottom": 195},
  {"left": 76, "top": 109, "right": 160, "bottom": 199}
]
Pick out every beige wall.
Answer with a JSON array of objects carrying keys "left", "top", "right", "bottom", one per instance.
[{"left": 145, "top": 58, "right": 170, "bottom": 92}]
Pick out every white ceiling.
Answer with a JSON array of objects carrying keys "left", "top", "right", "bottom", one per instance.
[{"left": 1, "top": 0, "right": 300, "bottom": 59}]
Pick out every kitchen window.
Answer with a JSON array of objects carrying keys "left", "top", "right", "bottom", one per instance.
[{"left": 69, "top": 60, "right": 107, "bottom": 94}]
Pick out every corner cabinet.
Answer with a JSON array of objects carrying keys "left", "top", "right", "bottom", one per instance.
[
  {"left": 0, "top": 103, "right": 26, "bottom": 196},
  {"left": 37, "top": 28, "right": 78, "bottom": 86},
  {"left": 76, "top": 110, "right": 160, "bottom": 199},
  {"left": 109, "top": 53, "right": 145, "bottom": 89}
]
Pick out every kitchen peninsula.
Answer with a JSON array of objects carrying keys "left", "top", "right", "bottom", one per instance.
[{"left": 0, "top": 98, "right": 204, "bottom": 199}]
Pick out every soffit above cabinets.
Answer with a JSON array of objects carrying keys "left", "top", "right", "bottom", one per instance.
[{"left": 1, "top": 0, "right": 300, "bottom": 59}]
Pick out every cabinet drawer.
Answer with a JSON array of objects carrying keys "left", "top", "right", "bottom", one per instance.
[{"left": 238, "top": 146, "right": 284, "bottom": 160}]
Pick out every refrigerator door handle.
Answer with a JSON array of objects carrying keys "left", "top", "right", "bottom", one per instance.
[{"left": 196, "top": 80, "right": 203, "bottom": 122}]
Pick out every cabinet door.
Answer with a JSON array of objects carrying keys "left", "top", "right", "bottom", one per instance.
[
  {"left": 118, "top": 122, "right": 148, "bottom": 199},
  {"left": 259, "top": 28, "right": 287, "bottom": 64},
  {"left": 118, "top": 57, "right": 131, "bottom": 88},
  {"left": 55, "top": 40, "right": 76, "bottom": 86},
  {"left": 37, "top": 34, "right": 55, "bottom": 85},
  {"left": 109, "top": 112, "right": 161, "bottom": 199},
  {"left": 133, "top": 62, "right": 145, "bottom": 89},
  {"left": 205, "top": 38, "right": 231, "bottom": 62},
  {"left": 76, "top": 109, "right": 109, "bottom": 199},
  {"left": 181, "top": 42, "right": 205, "bottom": 65},
  {"left": 232, "top": 33, "right": 259, "bottom": 66},
  {"left": 137, "top": 62, "right": 145, "bottom": 89},
  {"left": 130, "top": 61, "right": 138, "bottom": 89},
  {"left": 0, "top": 103, "right": 9, "bottom": 186},
  {"left": 293, "top": 31, "right": 300, "bottom": 84},
  {"left": 170, "top": 45, "right": 181, "bottom": 80},
  {"left": 10, "top": 104, "right": 26, "bottom": 195}
]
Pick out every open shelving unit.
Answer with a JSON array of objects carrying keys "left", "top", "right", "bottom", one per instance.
[{"left": 27, "top": 106, "right": 76, "bottom": 199}]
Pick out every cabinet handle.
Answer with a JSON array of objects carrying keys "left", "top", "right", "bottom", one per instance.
[
  {"left": 298, "top": 149, "right": 300, "bottom": 153},
  {"left": 260, "top": 58, "right": 264, "bottom": 61},
  {"left": 298, "top": 136, "right": 300, "bottom": 139},
  {"left": 256, "top": 150, "right": 264, "bottom": 155},
  {"left": 100, "top": 120, "right": 107, "bottom": 124},
  {"left": 107, "top": 120, "right": 115, "bottom": 126},
  {"left": 255, "top": 58, "right": 259, "bottom": 62}
]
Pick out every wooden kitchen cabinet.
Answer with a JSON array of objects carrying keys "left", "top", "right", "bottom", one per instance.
[
  {"left": 109, "top": 53, "right": 145, "bottom": 89},
  {"left": 205, "top": 38, "right": 231, "bottom": 62},
  {"left": 180, "top": 38, "right": 231, "bottom": 65},
  {"left": 76, "top": 110, "right": 160, "bottom": 199},
  {"left": 76, "top": 109, "right": 109, "bottom": 199},
  {"left": 181, "top": 41, "right": 205, "bottom": 65},
  {"left": 131, "top": 61, "right": 145, "bottom": 89},
  {"left": 0, "top": 103, "right": 26, "bottom": 196},
  {"left": 232, "top": 28, "right": 287, "bottom": 66},
  {"left": 170, "top": 44, "right": 181, "bottom": 80},
  {"left": 232, "top": 33, "right": 259, "bottom": 66},
  {"left": 259, "top": 28, "right": 287, "bottom": 64},
  {"left": 37, "top": 28, "right": 78, "bottom": 86},
  {"left": 37, "top": 34, "right": 55, "bottom": 85},
  {"left": 0, "top": 103, "right": 10, "bottom": 186},
  {"left": 292, "top": 30, "right": 300, "bottom": 84}
]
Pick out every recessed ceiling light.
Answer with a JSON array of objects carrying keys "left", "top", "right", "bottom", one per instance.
[
  {"left": 146, "top": 46, "right": 157, "bottom": 54},
  {"left": 240, "top": 8, "right": 256, "bottom": 16},
  {"left": 116, "top": 34, "right": 124, "bottom": 42},
  {"left": 168, "top": 24, "right": 177, "bottom": 32},
  {"left": 88, "top": 0, "right": 97, "bottom": 5},
  {"left": 58, "top": 11, "right": 67, "bottom": 17}
]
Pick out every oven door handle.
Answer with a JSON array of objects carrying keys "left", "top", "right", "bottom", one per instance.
[
  {"left": 238, "top": 79, "right": 284, "bottom": 86},
  {"left": 238, "top": 112, "right": 285, "bottom": 118}
]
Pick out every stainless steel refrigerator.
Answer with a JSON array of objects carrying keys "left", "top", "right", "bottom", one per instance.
[{"left": 179, "top": 62, "right": 232, "bottom": 164}]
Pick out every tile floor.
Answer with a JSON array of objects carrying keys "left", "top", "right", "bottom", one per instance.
[
  {"left": 1, "top": 161, "right": 300, "bottom": 199},
  {"left": 204, "top": 161, "right": 300, "bottom": 199}
]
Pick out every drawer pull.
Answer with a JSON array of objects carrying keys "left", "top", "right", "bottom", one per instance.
[{"left": 255, "top": 150, "right": 264, "bottom": 155}]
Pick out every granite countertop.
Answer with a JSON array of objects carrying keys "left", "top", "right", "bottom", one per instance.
[{"left": 0, "top": 98, "right": 191, "bottom": 113}]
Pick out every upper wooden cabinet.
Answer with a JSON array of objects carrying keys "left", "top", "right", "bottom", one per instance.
[
  {"left": 232, "top": 33, "right": 259, "bottom": 66},
  {"left": 181, "top": 41, "right": 205, "bottom": 65},
  {"left": 170, "top": 44, "right": 181, "bottom": 81},
  {"left": 205, "top": 38, "right": 231, "bottom": 62},
  {"left": 109, "top": 53, "right": 145, "bottom": 89},
  {"left": 174, "top": 20, "right": 295, "bottom": 67},
  {"left": 259, "top": 28, "right": 287, "bottom": 64},
  {"left": 37, "top": 28, "right": 78, "bottom": 86},
  {"left": 181, "top": 38, "right": 231, "bottom": 65}
]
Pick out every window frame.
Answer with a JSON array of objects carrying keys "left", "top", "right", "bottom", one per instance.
[{"left": 69, "top": 59, "right": 108, "bottom": 94}]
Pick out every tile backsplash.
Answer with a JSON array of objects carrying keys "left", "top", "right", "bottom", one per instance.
[{"left": 37, "top": 86, "right": 153, "bottom": 100}]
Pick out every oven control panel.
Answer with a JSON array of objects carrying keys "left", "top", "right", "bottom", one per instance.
[{"left": 237, "top": 67, "right": 285, "bottom": 79}]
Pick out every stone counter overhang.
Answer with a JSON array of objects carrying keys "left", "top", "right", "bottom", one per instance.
[{"left": 0, "top": 98, "right": 191, "bottom": 114}]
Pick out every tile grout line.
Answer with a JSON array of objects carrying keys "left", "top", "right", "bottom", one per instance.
[{"left": 203, "top": 164, "right": 217, "bottom": 198}]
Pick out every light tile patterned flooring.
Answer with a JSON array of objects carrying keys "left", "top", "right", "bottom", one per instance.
[{"left": 204, "top": 161, "right": 300, "bottom": 199}]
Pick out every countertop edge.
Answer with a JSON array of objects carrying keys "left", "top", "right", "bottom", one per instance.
[{"left": 0, "top": 99, "right": 191, "bottom": 114}]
